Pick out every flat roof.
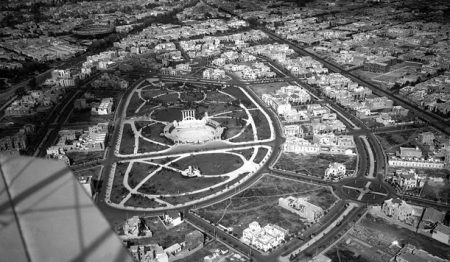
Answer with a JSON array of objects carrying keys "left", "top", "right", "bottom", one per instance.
[{"left": 0, "top": 155, "right": 133, "bottom": 262}]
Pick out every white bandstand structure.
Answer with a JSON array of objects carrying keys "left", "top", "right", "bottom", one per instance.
[{"left": 162, "top": 109, "right": 224, "bottom": 144}]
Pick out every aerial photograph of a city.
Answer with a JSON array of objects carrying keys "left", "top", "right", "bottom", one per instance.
[{"left": 0, "top": 0, "right": 449, "bottom": 261}]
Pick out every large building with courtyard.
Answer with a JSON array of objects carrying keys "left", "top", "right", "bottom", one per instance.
[{"left": 163, "top": 109, "right": 224, "bottom": 144}]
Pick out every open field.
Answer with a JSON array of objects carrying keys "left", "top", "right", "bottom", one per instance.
[
  {"left": 248, "top": 82, "right": 289, "bottom": 97},
  {"left": 66, "top": 151, "right": 103, "bottom": 165},
  {"left": 274, "top": 153, "right": 356, "bottom": 178},
  {"left": 171, "top": 153, "right": 244, "bottom": 176},
  {"left": 197, "top": 175, "right": 337, "bottom": 236},
  {"left": 137, "top": 167, "right": 225, "bottom": 195}
]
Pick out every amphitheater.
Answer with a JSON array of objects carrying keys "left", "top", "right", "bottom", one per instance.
[{"left": 163, "top": 109, "right": 224, "bottom": 144}]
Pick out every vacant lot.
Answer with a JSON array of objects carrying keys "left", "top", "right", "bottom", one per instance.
[
  {"left": 420, "top": 178, "right": 450, "bottom": 203},
  {"left": 222, "top": 86, "right": 255, "bottom": 108},
  {"left": 139, "top": 217, "right": 196, "bottom": 249},
  {"left": 275, "top": 153, "right": 357, "bottom": 178},
  {"left": 197, "top": 175, "right": 337, "bottom": 235},
  {"left": 249, "top": 82, "right": 289, "bottom": 97},
  {"left": 66, "top": 151, "right": 103, "bottom": 165},
  {"left": 376, "top": 129, "right": 422, "bottom": 155}
]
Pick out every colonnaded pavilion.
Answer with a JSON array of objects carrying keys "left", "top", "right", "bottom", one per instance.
[{"left": 163, "top": 109, "right": 224, "bottom": 144}]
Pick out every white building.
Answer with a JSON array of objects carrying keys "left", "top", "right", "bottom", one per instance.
[
  {"left": 279, "top": 196, "right": 324, "bottom": 222},
  {"left": 324, "top": 162, "right": 347, "bottom": 181},
  {"left": 241, "top": 222, "right": 287, "bottom": 252},
  {"left": 284, "top": 137, "right": 320, "bottom": 154},
  {"left": 162, "top": 212, "right": 183, "bottom": 227},
  {"left": 432, "top": 223, "right": 450, "bottom": 246},
  {"left": 91, "top": 98, "right": 113, "bottom": 115}
]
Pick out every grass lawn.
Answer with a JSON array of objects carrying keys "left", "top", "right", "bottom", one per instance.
[
  {"left": 119, "top": 123, "right": 135, "bottom": 155},
  {"left": 181, "top": 91, "right": 204, "bottom": 102},
  {"left": 254, "top": 147, "right": 269, "bottom": 164},
  {"left": 163, "top": 173, "right": 248, "bottom": 206},
  {"left": 204, "top": 90, "right": 234, "bottom": 103},
  {"left": 158, "top": 93, "right": 179, "bottom": 103},
  {"left": 229, "top": 125, "right": 254, "bottom": 143},
  {"left": 196, "top": 102, "right": 240, "bottom": 117},
  {"left": 66, "top": 151, "right": 103, "bottom": 165},
  {"left": 141, "top": 89, "right": 166, "bottom": 100},
  {"left": 250, "top": 109, "right": 271, "bottom": 140},
  {"left": 152, "top": 107, "right": 182, "bottom": 122},
  {"left": 134, "top": 121, "right": 150, "bottom": 131},
  {"left": 124, "top": 194, "right": 166, "bottom": 208},
  {"left": 127, "top": 162, "right": 158, "bottom": 188},
  {"left": 147, "top": 157, "right": 178, "bottom": 165},
  {"left": 141, "top": 123, "right": 174, "bottom": 145},
  {"left": 110, "top": 162, "right": 130, "bottom": 204},
  {"left": 171, "top": 153, "right": 244, "bottom": 176},
  {"left": 138, "top": 138, "right": 169, "bottom": 153},
  {"left": 137, "top": 168, "right": 225, "bottom": 195},
  {"left": 126, "top": 92, "right": 143, "bottom": 116},
  {"left": 222, "top": 86, "right": 255, "bottom": 108},
  {"left": 197, "top": 175, "right": 336, "bottom": 236},
  {"left": 231, "top": 148, "right": 255, "bottom": 161},
  {"left": 275, "top": 153, "right": 357, "bottom": 178}
]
